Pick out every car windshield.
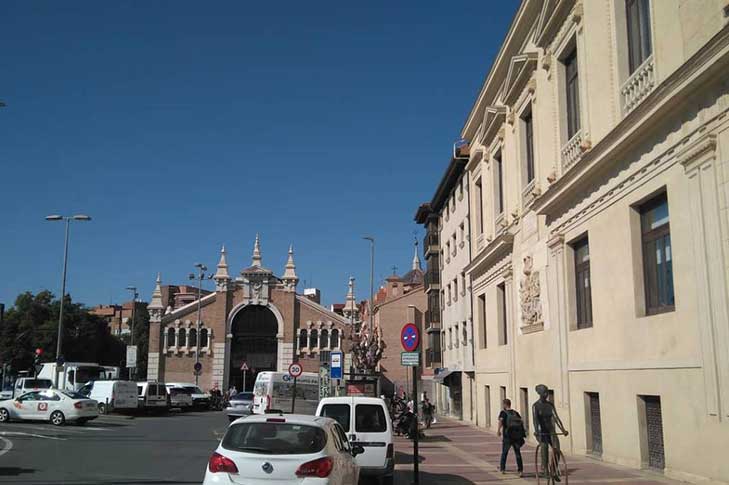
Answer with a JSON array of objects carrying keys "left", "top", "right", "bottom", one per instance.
[
  {"left": 170, "top": 388, "right": 190, "bottom": 396},
  {"left": 320, "top": 404, "right": 351, "bottom": 432},
  {"left": 62, "top": 391, "right": 88, "bottom": 399},
  {"left": 232, "top": 392, "right": 254, "bottom": 401},
  {"left": 222, "top": 422, "right": 326, "bottom": 455}
]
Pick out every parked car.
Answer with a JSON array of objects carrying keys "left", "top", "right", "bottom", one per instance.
[
  {"left": 0, "top": 389, "right": 99, "bottom": 426},
  {"left": 203, "top": 413, "right": 362, "bottom": 484},
  {"left": 137, "top": 381, "right": 169, "bottom": 412},
  {"left": 317, "top": 396, "right": 394, "bottom": 485},
  {"left": 166, "top": 385, "right": 193, "bottom": 410},
  {"left": 11, "top": 377, "right": 54, "bottom": 399},
  {"left": 165, "top": 382, "right": 210, "bottom": 409},
  {"left": 78, "top": 380, "right": 138, "bottom": 413},
  {"left": 225, "top": 392, "right": 254, "bottom": 422}
]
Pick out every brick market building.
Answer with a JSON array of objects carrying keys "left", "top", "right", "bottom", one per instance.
[{"left": 145, "top": 235, "right": 353, "bottom": 392}]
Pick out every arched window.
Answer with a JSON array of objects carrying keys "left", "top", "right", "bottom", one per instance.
[
  {"left": 310, "top": 330, "right": 318, "bottom": 348},
  {"left": 167, "top": 327, "right": 176, "bottom": 347},
  {"left": 178, "top": 328, "right": 187, "bottom": 347},
  {"left": 320, "top": 329, "right": 329, "bottom": 349},
  {"left": 189, "top": 328, "right": 198, "bottom": 348},
  {"left": 330, "top": 329, "right": 339, "bottom": 349},
  {"left": 299, "top": 329, "right": 308, "bottom": 349},
  {"left": 200, "top": 328, "right": 209, "bottom": 348}
]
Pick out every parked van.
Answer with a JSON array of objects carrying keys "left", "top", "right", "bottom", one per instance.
[
  {"left": 316, "top": 396, "right": 394, "bottom": 485},
  {"left": 252, "top": 371, "right": 319, "bottom": 415},
  {"left": 165, "top": 385, "right": 193, "bottom": 410},
  {"left": 137, "top": 382, "right": 168, "bottom": 411},
  {"left": 164, "top": 382, "right": 210, "bottom": 409},
  {"left": 78, "top": 380, "right": 138, "bottom": 413},
  {"left": 37, "top": 362, "right": 107, "bottom": 392},
  {"left": 12, "top": 377, "right": 54, "bottom": 398}
]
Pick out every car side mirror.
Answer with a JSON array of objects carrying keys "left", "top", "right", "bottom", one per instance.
[{"left": 351, "top": 445, "right": 365, "bottom": 456}]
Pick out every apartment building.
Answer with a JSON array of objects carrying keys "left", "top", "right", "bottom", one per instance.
[
  {"left": 416, "top": 152, "right": 476, "bottom": 422},
  {"left": 458, "top": 0, "right": 729, "bottom": 482}
]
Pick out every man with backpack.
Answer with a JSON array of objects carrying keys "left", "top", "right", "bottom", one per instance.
[{"left": 497, "top": 398, "right": 525, "bottom": 476}]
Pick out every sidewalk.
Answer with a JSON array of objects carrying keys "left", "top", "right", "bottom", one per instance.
[{"left": 391, "top": 417, "right": 683, "bottom": 485}]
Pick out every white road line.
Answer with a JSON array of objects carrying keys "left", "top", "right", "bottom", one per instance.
[
  {"left": 0, "top": 436, "right": 12, "bottom": 457},
  {"left": 0, "top": 431, "right": 67, "bottom": 441}
]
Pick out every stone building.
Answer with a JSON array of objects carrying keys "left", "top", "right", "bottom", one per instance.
[
  {"left": 90, "top": 300, "right": 148, "bottom": 337},
  {"left": 146, "top": 235, "right": 353, "bottom": 392},
  {"left": 452, "top": 0, "right": 729, "bottom": 482},
  {"left": 415, "top": 150, "right": 475, "bottom": 421},
  {"left": 372, "top": 244, "right": 429, "bottom": 397}
]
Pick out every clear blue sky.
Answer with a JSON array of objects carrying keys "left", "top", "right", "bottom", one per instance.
[{"left": 0, "top": 1, "right": 518, "bottom": 308}]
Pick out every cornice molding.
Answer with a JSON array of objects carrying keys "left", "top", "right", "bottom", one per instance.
[
  {"left": 679, "top": 133, "right": 718, "bottom": 172},
  {"left": 503, "top": 52, "right": 539, "bottom": 107}
]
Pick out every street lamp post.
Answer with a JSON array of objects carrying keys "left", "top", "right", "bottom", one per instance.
[
  {"left": 189, "top": 264, "right": 213, "bottom": 387},
  {"left": 362, "top": 236, "right": 375, "bottom": 336},
  {"left": 126, "top": 286, "right": 139, "bottom": 380},
  {"left": 46, "top": 214, "right": 91, "bottom": 387}
]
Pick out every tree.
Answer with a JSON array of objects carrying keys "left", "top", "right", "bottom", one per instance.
[
  {"left": 0, "top": 291, "right": 126, "bottom": 377},
  {"left": 129, "top": 304, "right": 150, "bottom": 379}
]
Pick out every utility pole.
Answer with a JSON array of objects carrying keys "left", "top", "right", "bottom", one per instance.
[
  {"left": 126, "top": 286, "right": 138, "bottom": 380},
  {"left": 362, "top": 236, "right": 375, "bottom": 335},
  {"left": 46, "top": 214, "right": 91, "bottom": 387},
  {"left": 189, "top": 264, "right": 213, "bottom": 386}
]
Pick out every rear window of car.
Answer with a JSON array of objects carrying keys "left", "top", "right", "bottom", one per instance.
[
  {"left": 170, "top": 388, "right": 190, "bottom": 396},
  {"left": 222, "top": 422, "right": 327, "bottom": 455},
  {"left": 233, "top": 392, "right": 253, "bottom": 401},
  {"left": 320, "top": 404, "right": 351, "bottom": 432},
  {"left": 355, "top": 404, "right": 387, "bottom": 433},
  {"left": 61, "top": 391, "right": 87, "bottom": 400}
]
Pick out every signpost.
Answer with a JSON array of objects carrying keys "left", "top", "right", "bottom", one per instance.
[
  {"left": 240, "top": 361, "right": 249, "bottom": 392},
  {"left": 401, "top": 323, "right": 420, "bottom": 485},
  {"left": 193, "top": 362, "right": 202, "bottom": 376},
  {"left": 288, "top": 362, "right": 303, "bottom": 413},
  {"left": 126, "top": 345, "right": 137, "bottom": 374},
  {"left": 319, "top": 364, "right": 331, "bottom": 400},
  {"left": 330, "top": 351, "right": 343, "bottom": 379}
]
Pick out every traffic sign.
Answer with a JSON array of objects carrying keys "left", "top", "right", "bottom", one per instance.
[
  {"left": 240, "top": 362, "right": 249, "bottom": 371},
  {"left": 330, "top": 351, "right": 343, "bottom": 379},
  {"left": 401, "top": 323, "right": 420, "bottom": 352},
  {"left": 126, "top": 346, "right": 138, "bottom": 368},
  {"left": 288, "top": 362, "right": 303, "bottom": 378},
  {"left": 401, "top": 351, "right": 420, "bottom": 366},
  {"left": 194, "top": 362, "right": 202, "bottom": 373}
]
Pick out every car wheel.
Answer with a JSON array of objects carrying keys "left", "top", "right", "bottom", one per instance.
[
  {"left": 98, "top": 403, "right": 107, "bottom": 414},
  {"left": 0, "top": 408, "right": 9, "bottom": 423},
  {"left": 50, "top": 410, "right": 65, "bottom": 426}
]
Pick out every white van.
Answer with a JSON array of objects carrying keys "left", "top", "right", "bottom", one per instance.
[
  {"left": 252, "top": 371, "right": 319, "bottom": 415},
  {"left": 137, "top": 382, "right": 168, "bottom": 411},
  {"left": 78, "top": 380, "right": 138, "bottom": 413},
  {"left": 37, "top": 362, "right": 107, "bottom": 392},
  {"left": 316, "top": 396, "right": 394, "bottom": 485},
  {"left": 12, "top": 378, "right": 54, "bottom": 398}
]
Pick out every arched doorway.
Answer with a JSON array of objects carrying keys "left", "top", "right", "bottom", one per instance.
[{"left": 229, "top": 305, "right": 278, "bottom": 392}]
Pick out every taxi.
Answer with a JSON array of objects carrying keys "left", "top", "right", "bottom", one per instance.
[{"left": 0, "top": 389, "right": 99, "bottom": 426}]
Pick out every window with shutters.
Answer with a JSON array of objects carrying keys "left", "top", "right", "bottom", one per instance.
[
  {"left": 572, "top": 237, "right": 593, "bottom": 329},
  {"left": 497, "top": 283, "right": 508, "bottom": 346},
  {"left": 586, "top": 392, "right": 603, "bottom": 456},
  {"left": 626, "top": 0, "right": 652, "bottom": 74},
  {"left": 478, "top": 294, "right": 487, "bottom": 349},
  {"left": 640, "top": 193, "right": 674, "bottom": 315},
  {"left": 563, "top": 47, "right": 581, "bottom": 139},
  {"left": 475, "top": 177, "right": 484, "bottom": 235},
  {"left": 494, "top": 151, "right": 505, "bottom": 217},
  {"left": 521, "top": 105, "right": 535, "bottom": 185}
]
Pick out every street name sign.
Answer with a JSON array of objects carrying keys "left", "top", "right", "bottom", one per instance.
[{"left": 401, "top": 351, "right": 420, "bottom": 366}]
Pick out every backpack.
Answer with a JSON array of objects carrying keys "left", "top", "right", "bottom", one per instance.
[{"left": 505, "top": 410, "right": 526, "bottom": 440}]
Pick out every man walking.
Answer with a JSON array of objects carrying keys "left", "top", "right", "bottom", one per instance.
[{"left": 497, "top": 398, "right": 525, "bottom": 476}]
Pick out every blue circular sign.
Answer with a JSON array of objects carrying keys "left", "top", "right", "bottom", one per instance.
[{"left": 401, "top": 323, "right": 420, "bottom": 352}]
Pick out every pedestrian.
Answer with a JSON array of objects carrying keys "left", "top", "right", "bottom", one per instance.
[
  {"left": 228, "top": 385, "right": 237, "bottom": 399},
  {"left": 497, "top": 398, "right": 525, "bottom": 477}
]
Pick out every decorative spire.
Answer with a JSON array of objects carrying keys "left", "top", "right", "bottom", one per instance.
[
  {"left": 149, "top": 273, "right": 164, "bottom": 311},
  {"left": 343, "top": 276, "right": 358, "bottom": 316},
  {"left": 251, "top": 233, "right": 262, "bottom": 267},
  {"left": 282, "top": 244, "right": 299, "bottom": 291},
  {"left": 412, "top": 238, "right": 422, "bottom": 271},
  {"left": 214, "top": 245, "right": 231, "bottom": 291}
]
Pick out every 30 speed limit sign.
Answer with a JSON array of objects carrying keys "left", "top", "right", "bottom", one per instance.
[{"left": 288, "top": 362, "right": 303, "bottom": 378}]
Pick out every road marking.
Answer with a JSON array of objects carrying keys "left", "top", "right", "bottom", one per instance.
[
  {"left": 0, "top": 436, "right": 12, "bottom": 457},
  {"left": 0, "top": 431, "right": 67, "bottom": 441}
]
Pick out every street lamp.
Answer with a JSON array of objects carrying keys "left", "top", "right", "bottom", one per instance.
[
  {"left": 46, "top": 214, "right": 91, "bottom": 387},
  {"left": 362, "top": 236, "right": 375, "bottom": 336},
  {"left": 189, "top": 263, "right": 213, "bottom": 386}
]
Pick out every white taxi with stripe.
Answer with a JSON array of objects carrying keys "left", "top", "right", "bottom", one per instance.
[{"left": 0, "top": 389, "right": 99, "bottom": 426}]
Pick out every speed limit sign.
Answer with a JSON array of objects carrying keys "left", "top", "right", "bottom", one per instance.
[{"left": 288, "top": 362, "right": 303, "bottom": 378}]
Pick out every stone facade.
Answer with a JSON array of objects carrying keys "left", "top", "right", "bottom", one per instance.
[
  {"left": 419, "top": 1, "right": 729, "bottom": 483},
  {"left": 146, "top": 237, "right": 353, "bottom": 392}
]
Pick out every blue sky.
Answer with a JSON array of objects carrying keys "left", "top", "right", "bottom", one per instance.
[{"left": 0, "top": 1, "right": 518, "bottom": 308}]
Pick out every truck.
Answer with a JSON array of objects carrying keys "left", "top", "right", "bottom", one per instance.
[{"left": 37, "top": 362, "right": 108, "bottom": 392}]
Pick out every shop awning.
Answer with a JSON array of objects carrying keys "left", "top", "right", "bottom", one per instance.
[{"left": 433, "top": 368, "right": 455, "bottom": 383}]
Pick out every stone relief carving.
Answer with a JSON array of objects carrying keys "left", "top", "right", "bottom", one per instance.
[{"left": 520, "top": 255, "right": 543, "bottom": 327}]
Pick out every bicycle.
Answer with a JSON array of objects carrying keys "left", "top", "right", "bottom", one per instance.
[{"left": 535, "top": 432, "right": 568, "bottom": 485}]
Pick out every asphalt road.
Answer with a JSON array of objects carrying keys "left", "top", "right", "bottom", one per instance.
[{"left": 0, "top": 410, "right": 225, "bottom": 484}]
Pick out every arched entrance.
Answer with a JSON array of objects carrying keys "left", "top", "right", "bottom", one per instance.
[{"left": 229, "top": 305, "right": 278, "bottom": 392}]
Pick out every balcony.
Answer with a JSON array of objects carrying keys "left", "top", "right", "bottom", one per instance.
[
  {"left": 561, "top": 129, "right": 584, "bottom": 172},
  {"left": 621, "top": 55, "right": 655, "bottom": 114},
  {"left": 424, "top": 232, "right": 439, "bottom": 256},
  {"left": 425, "top": 349, "right": 441, "bottom": 368},
  {"left": 425, "top": 271, "right": 440, "bottom": 289}
]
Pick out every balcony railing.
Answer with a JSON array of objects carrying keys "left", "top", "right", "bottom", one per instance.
[
  {"left": 561, "top": 129, "right": 583, "bottom": 172},
  {"left": 621, "top": 55, "right": 655, "bottom": 114}
]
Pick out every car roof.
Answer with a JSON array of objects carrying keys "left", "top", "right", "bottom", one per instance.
[
  {"left": 232, "top": 414, "right": 333, "bottom": 428},
  {"left": 318, "top": 396, "right": 386, "bottom": 405}
]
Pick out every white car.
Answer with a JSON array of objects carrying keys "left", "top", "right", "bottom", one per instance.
[
  {"left": 203, "top": 413, "right": 363, "bottom": 485},
  {"left": 0, "top": 389, "right": 99, "bottom": 426},
  {"left": 165, "top": 382, "right": 211, "bottom": 409},
  {"left": 317, "top": 397, "right": 394, "bottom": 485}
]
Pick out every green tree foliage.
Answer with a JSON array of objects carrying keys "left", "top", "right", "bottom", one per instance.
[
  {"left": 0, "top": 291, "right": 126, "bottom": 376},
  {"left": 123, "top": 303, "right": 150, "bottom": 380}
]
